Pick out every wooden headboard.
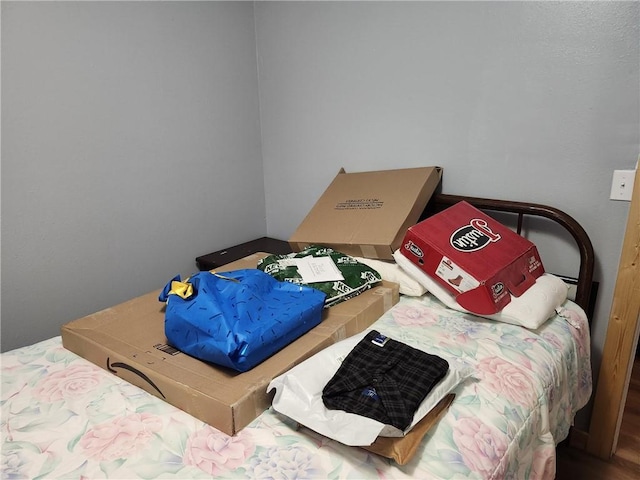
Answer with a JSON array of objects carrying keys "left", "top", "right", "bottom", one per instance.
[{"left": 423, "top": 193, "right": 596, "bottom": 316}]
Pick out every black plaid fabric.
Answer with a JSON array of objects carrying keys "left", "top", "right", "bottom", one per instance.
[{"left": 322, "top": 330, "right": 449, "bottom": 431}]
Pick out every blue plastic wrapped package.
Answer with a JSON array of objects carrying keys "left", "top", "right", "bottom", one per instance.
[{"left": 158, "top": 269, "right": 326, "bottom": 372}]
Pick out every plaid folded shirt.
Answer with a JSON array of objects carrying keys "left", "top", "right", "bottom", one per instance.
[{"left": 322, "top": 330, "right": 449, "bottom": 431}]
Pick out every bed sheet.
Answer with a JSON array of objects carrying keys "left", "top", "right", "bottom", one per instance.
[{"left": 1, "top": 294, "right": 591, "bottom": 479}]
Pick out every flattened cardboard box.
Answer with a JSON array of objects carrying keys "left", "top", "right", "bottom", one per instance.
[
  {"left": 61, "top": 253, "right": 399, "bottom": 436},
  {"left": 289, "top": 166, "right": 442, "bottom": 260},
  {"left": 400, "top": 201, "right": 544, "bottom": 315}
]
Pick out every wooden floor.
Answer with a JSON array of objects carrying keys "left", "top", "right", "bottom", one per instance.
[{"left": 556, "top": 356, "right": 640, "bottom": 479}]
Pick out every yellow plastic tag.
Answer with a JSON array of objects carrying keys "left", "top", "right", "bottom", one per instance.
[{"left": 168, "top": 279, "right": 194, "bottom": 299}]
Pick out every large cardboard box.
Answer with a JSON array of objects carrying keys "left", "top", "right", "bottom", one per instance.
[
  {"left": 61, "top": 253, "right": 399, "bottom": 436},
  {"left": 289, "top": 166, "right": 442, "bottom": 260},
  {"left": 399, "top": 201, "right": 545, "bottom": 315}
]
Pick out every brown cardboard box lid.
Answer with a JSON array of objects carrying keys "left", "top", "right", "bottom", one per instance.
[
  {"left": 61, "top": 253, "right": 399, "bottom": 436},
  {"left": 289, "top": 166, "right": 442, "bottom": 260}
]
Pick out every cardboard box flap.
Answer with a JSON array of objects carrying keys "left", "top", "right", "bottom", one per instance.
[
  {"left": 454, "top": 263, "right": 538, "bottom": 315},
  {"left": 289, "top": 166, "right": 442, "bottom": 260},
  {"left": 505, "top": 270, "right": 537, "bottom": 297}
]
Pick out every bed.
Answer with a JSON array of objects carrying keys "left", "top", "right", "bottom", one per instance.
[{"left": 0, "top": 194, "right": 594, "bottom": 480}]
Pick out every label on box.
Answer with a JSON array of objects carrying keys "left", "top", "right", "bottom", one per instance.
[
  {"left": 335, "top": 198, "right": 384, "bottom": 210},
  {"left": 435, "top": 256, "right": 479, "bottom": 293},
  {"left": 527, "top": 254, "right": 543, "bottom": 274}
]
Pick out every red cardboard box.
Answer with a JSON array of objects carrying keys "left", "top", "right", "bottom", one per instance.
[{"left": 400, "top": 201, "right": 545, "bottom": 315}]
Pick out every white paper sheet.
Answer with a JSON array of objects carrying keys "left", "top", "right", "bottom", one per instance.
[{"left": 294, "top": 256, "right": 344, "bottom": 283}]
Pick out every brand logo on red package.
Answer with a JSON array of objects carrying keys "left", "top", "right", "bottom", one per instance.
[
  {"left": 404, "top": 240, "right": 424, "bottom": 258},
  {"left": 492, "top": 282, "right": 505, "bottom": 298},
  {"left": 450, "top": 219, "right": 501, "bottom": 252}
]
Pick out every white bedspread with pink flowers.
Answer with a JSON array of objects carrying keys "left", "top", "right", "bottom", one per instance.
[{"left": 1, "top": 294, "right": 591, "bottom": 479}]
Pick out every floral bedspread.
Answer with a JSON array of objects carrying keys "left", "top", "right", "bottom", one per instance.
[{"left": 1, "top": 294, "right": 591, "bottom": 479}]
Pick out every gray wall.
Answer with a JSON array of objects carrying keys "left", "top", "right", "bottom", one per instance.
[
  {"left": 256, "top": 1, "right": 640, "bottom": 390},
  {"left": 1, "top": 2, "right": 266, "bottom": 351}
]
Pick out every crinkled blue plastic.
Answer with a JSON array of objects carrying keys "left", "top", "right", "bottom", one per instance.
[{"left": 159, "top": 269, "right": 326, "bottom": 372}]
